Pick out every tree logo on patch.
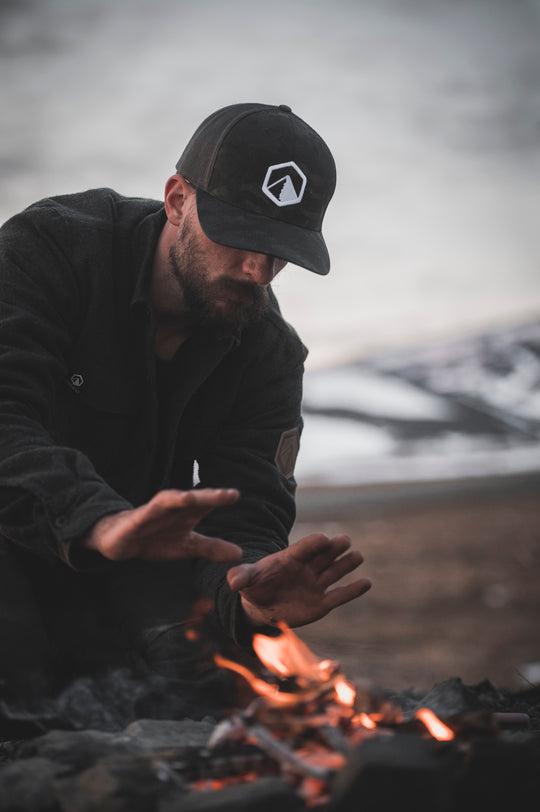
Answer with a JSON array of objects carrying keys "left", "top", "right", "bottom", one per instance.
[{"left": 262, "top": 162, "right": 307, "bottom": 207}]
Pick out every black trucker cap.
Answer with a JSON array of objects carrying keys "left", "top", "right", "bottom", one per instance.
[{"left": 175, "top": 103, "right": 336, "bottom": 275}]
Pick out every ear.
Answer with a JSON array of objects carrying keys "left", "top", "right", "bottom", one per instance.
[{"left": 163, "top": 174, "right": 194, "bottom": 226}]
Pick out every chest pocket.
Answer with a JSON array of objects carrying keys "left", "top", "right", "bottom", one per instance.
[
  {"left": 52, "top": 361, "right": 141, "bottom": 483},
  {"left": 63, "top": 363, "right": 138, "bottom": 414}
]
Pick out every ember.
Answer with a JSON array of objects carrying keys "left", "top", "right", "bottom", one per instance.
[{"left": 415, "top": 707, "right": 455, "bottom": 741}]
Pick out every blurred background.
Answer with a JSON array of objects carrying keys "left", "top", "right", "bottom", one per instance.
[{"left": 1, "top": 0, "right": 539, "bottom": 691}]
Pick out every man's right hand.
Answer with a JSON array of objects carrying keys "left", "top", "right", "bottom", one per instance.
[{"left": 83, "top": 488, "right": 242, "bottom": 563}]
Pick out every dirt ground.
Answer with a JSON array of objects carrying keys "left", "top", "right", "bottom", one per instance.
[{"left": 291, "top": 486, "right": 540, "bottom": 694}]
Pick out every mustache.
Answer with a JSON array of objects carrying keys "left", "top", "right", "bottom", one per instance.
[{"left": 213, "top": 277, "right": 269, "bottom": 304}]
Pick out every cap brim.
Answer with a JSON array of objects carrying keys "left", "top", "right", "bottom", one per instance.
[{"left": 195, "top": 188, "right": 330, "bottom": 275}]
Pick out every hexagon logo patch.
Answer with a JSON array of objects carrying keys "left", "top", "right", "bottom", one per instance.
[{"left": 262, "top": 161, "right": 307, "bottom": 207}]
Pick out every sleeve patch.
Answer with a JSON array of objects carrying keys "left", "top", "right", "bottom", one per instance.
[{"left": 274, "top": 428, "right": 300, "bottom": 479}]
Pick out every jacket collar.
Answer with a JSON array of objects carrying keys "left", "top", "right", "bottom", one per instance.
[{"left": 130, "top": 205, "right": 167, "bottom": 309}]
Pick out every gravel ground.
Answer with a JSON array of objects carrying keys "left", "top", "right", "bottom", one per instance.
[{"left": 293, "top": 486, "right": 540, "bottom": 692}]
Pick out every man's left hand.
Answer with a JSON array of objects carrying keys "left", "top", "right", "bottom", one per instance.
[{"left": 226, "top": 533, "right": 372, "bottom": 628}]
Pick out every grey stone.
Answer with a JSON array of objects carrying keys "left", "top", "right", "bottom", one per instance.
[
  {"left": 15, "top": 728, "right": 138, "bottom": 770},
  {"left": 123, "top": 718, "right": 215, "bottom": 750},
  {"left": 53, "top": 754, "right": 183, "bottom": 812},
  {"left": 158, "top": 776, "right": 305, "bottom": 812},
  {"left": 414, "top": 678, "right": 483, "bottom": 717},
  {"left": 0, "top": 756, "right": 67, "bottom": 811}
]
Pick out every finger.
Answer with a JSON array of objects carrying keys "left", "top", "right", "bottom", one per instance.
[
  {"left": 188, "top": 532, "right": 243, "bottom": 562},
  {"left": 318, "top": 550, "right": 365, "bottom": 589},
  {"left": 184, "top": 488, "right": 240, "bottom": 506},
  {"left": 226, "top": 562, "right": 255, "bottom": 592},
  {"left": 322, "top": 578, "right": 372, "bottom": 612},
  {"left": 138, "top": 490, "right": 240, "bottom": 532},
  {"left": 153, "top": 488, "right": 240, "bottom": 512},
  {"left": 289, "top": 533, "right": 335, "bottom": 563},
  {"left": 137, "top": 532, "right": 243, "bottom": 562},
  {"left": 307, "top": 536, "right": 354, "bottom": 574}
]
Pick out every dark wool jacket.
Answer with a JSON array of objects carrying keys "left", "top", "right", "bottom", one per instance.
[{"left": 0, "top": 188, "right": 307, "bottom": 640}]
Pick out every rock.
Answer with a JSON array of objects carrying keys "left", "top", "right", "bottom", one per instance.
[
  {"left": 53, "top": 754, "right": 182, "bottom": 812},
  {"left": 159, "top": 776, "right": 305, "bottom": 812},
  {"left": 412, "top": 678, "right": 484, "bottom": 717},
  {"left": 123, "top": 718, "right": 215, "bottom": 750},
  {"left": 1, "top": 718, "right": 284, "bottom": 811},
  {"left": 14, "top": 728, "right": 138, "bottom": 770},
  {"left": 0, "top": 756, "right": 67, "bottom": 811}
]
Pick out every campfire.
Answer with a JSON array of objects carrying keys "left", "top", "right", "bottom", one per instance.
[
  {"left": 180, "top": 622, "right": 512, "bottom": 809},
  {"left": 1, "top": 621, "right": 538, "bottom": 812}
]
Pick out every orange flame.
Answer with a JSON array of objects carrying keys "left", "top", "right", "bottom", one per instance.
[
  {"left": 213, "top": 653, "right": 301, "bottom": 706},
  {"left": 252, "top": 623, "right": 335, "bottom": 682},
  {"left": 334, "top": 678, "right": 356, "bottom": 707},
  {"left": 214, "top": 623, "right": 349, "bottom": 707},
  {"left": 356, "top": 712, "right": 377, "bottom": 729},
  {"left": 416, "top": 708, "right": 455, "bottom": 741}
]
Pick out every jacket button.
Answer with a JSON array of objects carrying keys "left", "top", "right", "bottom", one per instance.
[{"left": 54, "top": 516, "right": 69, "bottom": 528}]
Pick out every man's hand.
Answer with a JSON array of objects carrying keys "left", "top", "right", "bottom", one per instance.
[
  {"left": 84, "top": 488, "right": 242, "bottom": 562},
  {"left": 226, "top": 533, "right": 372, "bottom": 628}
]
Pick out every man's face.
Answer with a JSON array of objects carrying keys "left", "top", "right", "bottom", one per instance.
[{"left": 169, "top": 204, "right": 287, "bottom": 331}]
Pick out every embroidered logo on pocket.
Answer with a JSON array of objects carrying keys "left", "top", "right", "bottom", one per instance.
[
  {"left": 66, "top": 372, "right": 85, "bottom": 393},
  {"left": 70, "top": 373, "right": 84, "bottom": 388}
]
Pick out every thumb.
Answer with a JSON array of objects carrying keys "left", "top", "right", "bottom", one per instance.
[{"left": 227, "top": 562, "right": 255, "bottom": 592}]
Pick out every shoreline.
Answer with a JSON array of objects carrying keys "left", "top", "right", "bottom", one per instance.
[{"left": 296, "top": 469, "right": 540, "bottom": 520}]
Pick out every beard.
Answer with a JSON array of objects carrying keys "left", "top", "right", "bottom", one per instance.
[{"left": 168, "top": 216, "right": 271, "bottom": 332}]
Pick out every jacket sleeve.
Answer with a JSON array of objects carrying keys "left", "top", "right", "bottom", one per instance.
[
  {"left": 191, "top": 316, "right": 307, "bottom": 643},
  {"left": 0, "top": 206, "right": 132, "bottom": 563}
]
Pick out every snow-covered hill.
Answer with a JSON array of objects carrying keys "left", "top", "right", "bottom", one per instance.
[{"left": 298, "top": 320, "right": 540, "bottom": 486}]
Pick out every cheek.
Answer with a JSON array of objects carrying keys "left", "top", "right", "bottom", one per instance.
[{"left": 207, "top": 244, "right": 245, "bottom": 276}]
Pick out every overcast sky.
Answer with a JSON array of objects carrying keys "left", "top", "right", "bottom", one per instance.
[{"left": 2, "top": 0, "right": 539, "bottom": 367}]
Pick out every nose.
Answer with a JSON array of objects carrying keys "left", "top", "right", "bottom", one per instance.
[{"left": 240, "top": 252, "right": 276, "bottom": 286}]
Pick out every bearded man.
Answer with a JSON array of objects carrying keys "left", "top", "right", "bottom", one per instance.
[{"left": 0, "top": 103, "right": 371, "bottom": 732}]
